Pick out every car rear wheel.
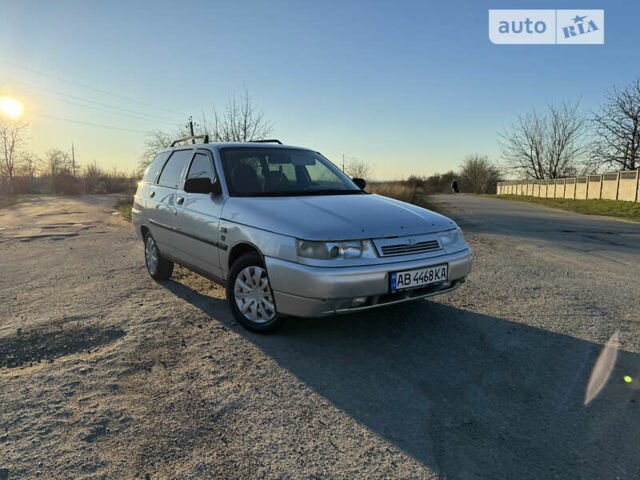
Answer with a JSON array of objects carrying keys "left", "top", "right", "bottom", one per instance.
[
  {"left": 144, "top": 232, "right": 174, "bottom": 281},
  {"left": 227, "top": 252, "right": 285, "bottom": 333}
]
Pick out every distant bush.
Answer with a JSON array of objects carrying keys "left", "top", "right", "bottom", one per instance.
[
  {"left": 83, "top": 162, "right": 137, "bottom": 194},
  {"left": 405, "top": 175, "right": 428, "bottom": 191},
  {"left": 1, "top": 162, "right": 136, "bottom": 196}
]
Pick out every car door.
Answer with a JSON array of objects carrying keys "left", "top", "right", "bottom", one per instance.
[
  {"left": 174, "top": 149, "right": 225, "bottom": 279},
  {"left": 149, "top": 148, "right": 194, "bottom": 259}
]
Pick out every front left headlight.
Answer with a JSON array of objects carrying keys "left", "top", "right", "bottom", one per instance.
[
  {"left": 438, "top": 227, "right": 467, "bottom": 253},
  {"left": 296, "top": 239, "right": 378, "bottom": 260}
]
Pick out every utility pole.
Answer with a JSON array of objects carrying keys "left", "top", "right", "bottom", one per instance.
[
  {"left": 189, "top": 116, "right": 195, "bottom": 144},
  {"left": 342, "top": 154, "right": 345, "bottom": 172},
  {"left": 71, "top": 142, "right": 76, "bottom": 177}
]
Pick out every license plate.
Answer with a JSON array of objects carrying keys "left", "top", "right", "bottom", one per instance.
[{"left": 390, "top": 264, "right": 448, "bottom": 292}]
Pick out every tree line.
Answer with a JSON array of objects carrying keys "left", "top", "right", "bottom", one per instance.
[
  {"left": 500, "top": 75, "right": 640, "bottom": 179},
  {"left": 391, "top": 73, "right": 640, "bottom": 193},
  {"left": 401, "top": 155, "right": 501, "bottom": 195},
  {"left": 3, "top": 74, "right": 638, "bottom": 198},
  {"left": 0, "top": 122, "right": 135, "bottom": 196}
]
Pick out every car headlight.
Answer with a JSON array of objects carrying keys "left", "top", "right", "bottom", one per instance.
[
  {"left": 438, "top": 227, "right": 467, "bottom": 252},
  {"left": 296, "top": 239, "right": 377, "bottom": 260}
]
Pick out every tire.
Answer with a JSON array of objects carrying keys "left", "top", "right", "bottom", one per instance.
[
  {"left": 144, "top": 231, "right": 174, "bottom": 281},
  {"left": 226, "top": 252, "right": 285, "bottom": 333}
]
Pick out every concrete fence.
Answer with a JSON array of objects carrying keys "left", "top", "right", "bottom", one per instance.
[{"left": 497, "top": 170, "right": 640, "bottom": 203}]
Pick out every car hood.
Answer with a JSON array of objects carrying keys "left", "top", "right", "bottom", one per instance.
[{"left": 221, "top": 194, "right": 457, "bottom": 240}]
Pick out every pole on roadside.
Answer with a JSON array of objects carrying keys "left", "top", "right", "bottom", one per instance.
[{"left": 71, "top": 142, "right": 76, "bottom": 177}]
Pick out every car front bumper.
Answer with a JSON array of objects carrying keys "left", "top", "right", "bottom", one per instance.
[{"left": 265, "top": 248, "right": 472, "bottom": 317}]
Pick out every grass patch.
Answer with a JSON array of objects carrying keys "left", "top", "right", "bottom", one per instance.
[
  {"left": 491, "top": 195, "right": 640, "bottom": 222},
  {"left": 114, "top": 195, "right": 134, "bottom": 222}
]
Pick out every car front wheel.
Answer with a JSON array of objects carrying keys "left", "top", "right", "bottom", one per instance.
[{"left": 227, "top": 252, "right": 285, "bottom": 333}]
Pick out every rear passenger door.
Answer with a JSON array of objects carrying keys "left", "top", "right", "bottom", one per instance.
[
  {"left": 175, "top": 149, "right": 225, "bottom": 279},
  {"left": 149, "top": 149, "right": 194, "bottom": 259}
]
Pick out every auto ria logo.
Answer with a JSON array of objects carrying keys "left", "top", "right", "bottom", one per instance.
[
  {"left": 489, "top": 10, "right": 604, "bottom": 44},
  {"left": 562, "top": 14, "right": 599, "bottom": 39}
]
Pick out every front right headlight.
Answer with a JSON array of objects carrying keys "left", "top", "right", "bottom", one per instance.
[
  {"left": 438, "top": 227, "right": 467, "bottom": 253},
  {"left": 296, "top": 239, "right": 377, "bottom": 260}
]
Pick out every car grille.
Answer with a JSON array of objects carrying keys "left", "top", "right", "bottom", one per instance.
[{"left": 379, "top": 239, "right": 441, "bottom": 257}]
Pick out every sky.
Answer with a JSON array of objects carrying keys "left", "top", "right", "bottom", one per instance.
[{"left": 0, "top": 0, "right": 638, "bottom": 179}]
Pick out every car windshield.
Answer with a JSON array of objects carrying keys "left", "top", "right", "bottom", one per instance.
[{"left": 220, "top": 147, "right": 364, "bottom": 197}]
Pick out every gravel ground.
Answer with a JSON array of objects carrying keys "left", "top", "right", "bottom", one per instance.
[{"left": 0, "top": 194, "right": 638, "bottom": 479}]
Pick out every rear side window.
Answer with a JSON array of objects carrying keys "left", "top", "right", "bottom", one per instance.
[
  {"left": 142, "top": 151, "right": 170, "bottom": 184},
  {"left": 157, "top": 150, "right": 193, "bottom": 188}
]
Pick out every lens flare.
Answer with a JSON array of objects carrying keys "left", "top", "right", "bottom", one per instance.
[
  {"left": 0, "top": 97, "right": 24, "bottom": 118},
  {"left": 585, "top": 331, "right": 620, "bottom": 405}
]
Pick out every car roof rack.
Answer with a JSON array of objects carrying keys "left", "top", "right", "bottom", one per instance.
[
  {"left": 249, "top": 139, "right": 282, "bottom": 144},
  {"left": 170, "top": 134, "right": 209, "bottom": 147}
]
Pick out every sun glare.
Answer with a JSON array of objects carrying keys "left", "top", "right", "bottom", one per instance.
[{"left": 0, "top": 96, "right": 24, "bottom": 119}]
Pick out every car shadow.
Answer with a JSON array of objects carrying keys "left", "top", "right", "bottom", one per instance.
[{"left": 162, "top": 280, "right": 640, "bottom": 479}]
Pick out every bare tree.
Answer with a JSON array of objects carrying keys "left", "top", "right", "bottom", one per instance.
[
  {"left": 45, "top": 149, "right": 73, "bottom": 194},
  {"left": 344, "top": 157, "right": 373, "bottom": 179},
  {"left": 499, "top": 102, "right": 588, "bottom": 179},
  {"left": 140, "top": 89, "right": 274, "bottom": 173},
  {"left": 19, "top": 151, "right": 40, "bottom": 178},
  {"left": 201, "top": 88, "right": 274, "bottom": 143},
  {"left": 46, "top": 149, "right": 71, "bottom": 177},
  {"left": 0, "top": 119, "right": 28, "bottom": 194},
  {"left": 18, "top": 151, "right": 41, "bottom": 192},
  {"left": 592, "top": 77, "right": 640, "bottom": 171},
  {"left": 459, "top": 155, "right": 501, "bottom": 194},
  {"left": 140, "top": 128, "right": 184, "bottom": 172}
]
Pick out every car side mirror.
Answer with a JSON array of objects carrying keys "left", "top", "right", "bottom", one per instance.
[
  {"left": 184, "top": 177, "right": 222, "bottom": 196},
  {"left": 211, "top": 177, "right": 222, "bottom": 196},
  {"left": 352, "top": 177, "right": 366, "bottom": 190}
]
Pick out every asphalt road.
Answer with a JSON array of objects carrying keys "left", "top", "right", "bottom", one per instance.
[
  {"left": 1, "top": 194, "right": 639, "bottom": 479},
  {"left": 428, "top": 193, "right": 640, "bottom": 265}
]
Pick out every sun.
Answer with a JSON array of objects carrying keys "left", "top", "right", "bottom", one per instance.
[{"left": 0, "top": 96, "right": 24, "bottom": 119}]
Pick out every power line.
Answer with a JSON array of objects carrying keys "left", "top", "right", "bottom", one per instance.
[
  {"left": 0, "top": 75, "right": 183, "bottom": 124},
  {"left": 2, "top": 79, "right": 182, "bottom": 126},
  {"left": 32, "top": 112, "right": 150, "bottom": 133},
  {"left": 0, "top": 58, "right": 186, "bottom": 117}
]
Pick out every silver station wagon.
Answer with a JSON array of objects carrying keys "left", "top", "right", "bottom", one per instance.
[{"left": 132, "top": 136, "right": 473, "bottom": 332}]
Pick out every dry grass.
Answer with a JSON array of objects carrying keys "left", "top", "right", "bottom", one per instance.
[
  {"left": 114, "top": 195, "right": 134, "bottom": 222},
  {"left": 367, "top": 182, "right": 421, "bottom": 204}
]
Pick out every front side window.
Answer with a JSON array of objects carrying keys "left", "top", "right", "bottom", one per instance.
[
  {"left": 220, "top": 147, "right": 362, "bottom": 197},
  {"left": 157, "top": 150, "right": 193, "bottom": 188},
  {"left": 186, "top": 153, "right": 216, "bottom": 182}
]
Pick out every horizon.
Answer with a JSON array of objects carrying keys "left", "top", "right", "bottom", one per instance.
[{"left": 1, "top": 0, "right": 638, "bottom": 179}]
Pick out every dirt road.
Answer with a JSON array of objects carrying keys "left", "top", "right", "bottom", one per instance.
[{"left": 1, "top": 195, "right": 638, "bottom": 479}]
